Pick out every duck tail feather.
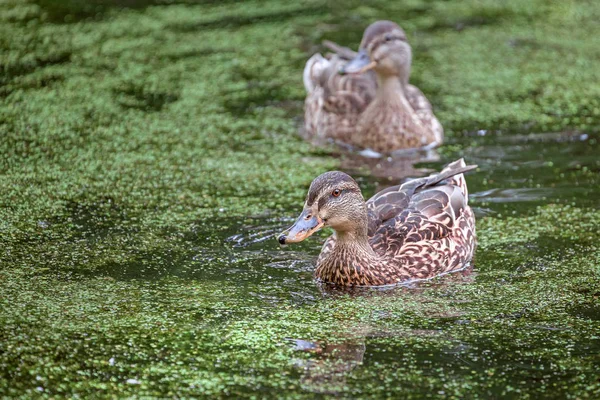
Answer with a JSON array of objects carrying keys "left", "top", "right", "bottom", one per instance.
[
  {"left": 418, "top": 159, "right": 476, "bottom": 202},
  {"left": 303, "top": 53, "right": 328, "bottom": 93},
  {"left": 322, "top": 40, "right": 358, "bottom": 60},
  {"left": 424, "top": 159, "right": 477, "bottom": 188}
]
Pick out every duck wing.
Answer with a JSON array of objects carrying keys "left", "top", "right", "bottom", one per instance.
[
  {"left": 366, "top": 159, "right": 476, "bottom": 240},
  {"left": 303, "top": 42, "right": 377, "bottom": 140},
  {"left": 304, "top": 52, "right": 376, "bottom": 115},
  {"left": 405, "top": 84, "right": 444, "bottom": 146}
]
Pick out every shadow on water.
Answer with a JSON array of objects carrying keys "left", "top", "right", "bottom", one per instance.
[
  {"left": 33, "top": 0, "right": 230, "bottom": 23},
  {"left": 112, "top": 82, "right": 180, "bottom": 112},
  {"left": 292, "top": 329, "right": 600, "bottom": 397},
  {"left": 282, "top": 261, "right": 600, "bottom": 396},
  {"left": 167, "top": 5, "right": 329, "bottom": 32}
]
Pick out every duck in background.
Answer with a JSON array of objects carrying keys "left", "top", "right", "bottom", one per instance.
[{"left": 303, "top": 20, "right": 443, "bottom": 153}]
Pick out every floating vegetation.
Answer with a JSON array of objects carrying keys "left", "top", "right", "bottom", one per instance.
[{"left": 1, "top": 0, "right": 600, "bottom": 398}]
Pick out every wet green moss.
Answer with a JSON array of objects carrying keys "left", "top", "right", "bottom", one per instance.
[{"left": 1, "top": 0, "right": 600, "bottom": 398}]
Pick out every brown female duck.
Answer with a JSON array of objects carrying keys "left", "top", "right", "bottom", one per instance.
[
  {"left": 278, "top": 159, "right": 476, "bottom": 286},
  {"left": 303, "top": 20, "right": 442, "bottom": 152}
]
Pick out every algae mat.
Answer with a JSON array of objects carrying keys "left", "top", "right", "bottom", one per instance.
[{"left": 1, "top": 0, "right": 600, "bottom": 398}]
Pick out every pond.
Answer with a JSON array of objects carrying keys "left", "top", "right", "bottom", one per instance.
[{"left": 1, "top": 0, "right": 599, "bottom": 398}]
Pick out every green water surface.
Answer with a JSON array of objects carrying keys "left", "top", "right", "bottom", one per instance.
[{"left": 1, "top": 0, "right": 600, "bottom": 398}]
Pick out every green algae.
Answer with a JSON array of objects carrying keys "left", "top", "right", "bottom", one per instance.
[{"left": 1, "top": 0, "right": 600, "bottom": 398}]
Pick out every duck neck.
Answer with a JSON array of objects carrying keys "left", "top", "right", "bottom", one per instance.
[
  {"left": 375, "top": 75, "right": 410, "bottom": 106},
  {"left": 330, "top": 203, "right": 372, "bottom": 253},
  {"left": 334, "top": 228, "right": 373, "bottom": 254}
]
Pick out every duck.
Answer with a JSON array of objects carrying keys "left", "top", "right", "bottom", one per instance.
[
  {"left": 303, "top": 20, "right": 443, "bottom": 153},
  {"left": 278, "top": 159, "right": 476, "bottom": 286}
]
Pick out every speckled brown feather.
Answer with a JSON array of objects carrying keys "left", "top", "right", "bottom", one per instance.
[
  {"left": 303, "top": 53, "right": 375, "bottom": 142},
  {"left": 314, "top": 159, "right": 476, "bottom": 286}
]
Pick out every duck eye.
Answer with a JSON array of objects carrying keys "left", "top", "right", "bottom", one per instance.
[
  {"left": 332, "top": 189, "right": 341, "bottom": 197},
  {"left": 385, "top": 34, "right": 393, "bottom": 42}
]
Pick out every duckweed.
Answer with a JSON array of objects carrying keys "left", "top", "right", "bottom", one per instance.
[{"left": 1, "top": 0, "right": 599, "bottom": 398}]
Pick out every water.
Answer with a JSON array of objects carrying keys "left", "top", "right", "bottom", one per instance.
[
  {"left": 3, "top": 123, "right": 599, "bottom": 395},
  {"left": 2, "top": 1, "right": 600, "bottom": 397}
]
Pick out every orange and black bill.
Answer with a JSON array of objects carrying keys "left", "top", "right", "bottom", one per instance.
[
  {"left": 339, "top": 49, "right": 377, "bottom": 75},
  {"left": 278, "top": 209, "right": 324, "bottom": 245}
]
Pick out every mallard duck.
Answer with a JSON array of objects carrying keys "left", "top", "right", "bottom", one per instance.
[
  {"left": 303, "top": 20, "right": 443, "bottom": 153},
  {"left": 278, "top": 159, "right": 476, "bottom": 286}
]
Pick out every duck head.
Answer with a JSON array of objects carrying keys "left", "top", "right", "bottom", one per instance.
[
  {"left": 341, "top": 20, "right": 412, "bottom": 83},
  {"left": 278, "top": 172, "right": 368, "bottom": 245}
]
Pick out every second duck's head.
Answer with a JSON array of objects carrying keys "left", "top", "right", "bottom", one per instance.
[
  {"left": 342, "top": 20, "right": 411, "bottom": 81},
  {"left": 278, "top": 171, "right": 367, "bottom": 245}
]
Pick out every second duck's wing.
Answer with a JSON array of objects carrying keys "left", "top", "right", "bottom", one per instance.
[
  {"left": 405, "top": 84, "right": 444, "bottom": 146},
  {"left": 303, "top": 43, "right": 377, "bottom": 141}
]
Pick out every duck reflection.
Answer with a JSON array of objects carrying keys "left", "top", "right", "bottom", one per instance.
[
  {"left": 289, "top": 268, "right": 476, "bottom": 394},
  {"left": 290, "top": 337, "right": 366, "bottom": 394},
  {"left": 337, "top": 145, "right": 440, "bottom": 192}
]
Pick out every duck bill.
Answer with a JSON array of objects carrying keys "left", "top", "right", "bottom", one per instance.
[
  {"left": 278, "top": 210, "right": 324, "bottom": 245},
  {"left": 340, "top": 49, "right": 377, "bottom": 75}
]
